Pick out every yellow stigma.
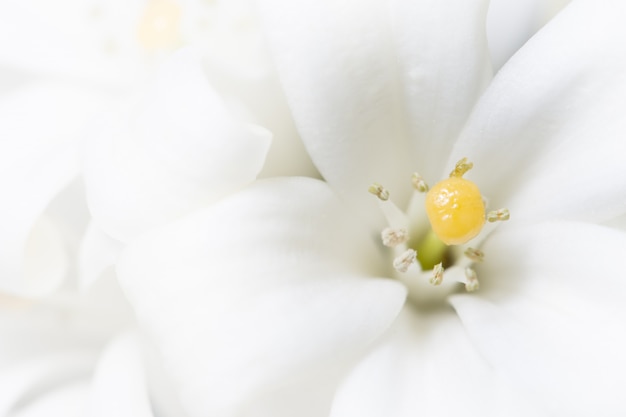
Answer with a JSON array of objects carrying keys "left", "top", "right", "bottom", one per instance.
[
  {"left": 425, "top": 170, "right": 485, "bottom": 246},
  {"left": 137, "top": 0, "right": 182, "bottom": 50}
]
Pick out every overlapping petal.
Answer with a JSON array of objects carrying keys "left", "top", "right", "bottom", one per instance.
[
  {"left": 77, "top": 222, "right": 123, "bottom": 290},
  {"left": 450, "top": 221, "right": 626, "bottom": 414},
  {"left": 117, "top": 177, "right": 406, "bottom": 416},
  {"left": 487, "top": 0, "right": 570, "bottom": 71},
  {"left": 391, "top": 0, "right": 492, "bottom": 182},
  {"left": 0, "top": 0, "right": 144, "bottom": 85},
  {"left": 0, "top": 352, "right": 95, "bottom": 416},
  {"left": 450, "top": 0, "right": 626, "bottom": 223},
  {"left": 257, "top": 0, "right": 492, "bottom": 227},
  {"left": 0, "top": 275, "right": 137, "bottom": 415},
  {"left": 84, "top": 49, "right": 271, "bottom": 242},
  {"left": 330, "top": 308, "right": 536, "bottom": 417},
  {"left": 0, "top": 83, "right": 106, "bottom": 296},
  {"left": 86, "top": 332, "right": 153, "bottom": 417}
]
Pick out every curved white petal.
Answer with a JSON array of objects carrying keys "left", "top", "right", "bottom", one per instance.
[
  {"left": 450, "top": 221, "right": 626, "bottom": 415},
  {"left": 77, "top": 222, "right": 123, "bottom": 291},
  {"left": 330, "top": 308, "right": 535, "bottom": 417},
  {"left": 487, "top": 0, "right": 571, "bottom": 71},
  {"left": 11, "top": 381, "right": 90, "bottom": 417},
  {"left": 0, "top": 277, "right": 134, "bottom": 372},
  {"left": 0, "top": 84, "right": 105, "bottom": 296},
  {"left": 257, "top": 0, "right": 492, "bottom": 227},
  {"left": 256, "top": 0, "right": 413, "bottom": 222},
  {"left": 450, "top": 0, "right": 626, "bottom": 223},
  {"left": 391, "top": 0, "right": 492, "bottom": 183},
  {"left": 0, "top": 352, "right": 95, "bottom": 416},
  {"left": 187, "top": 1, "right": 319, "bottom": 179},
  {"left": 140, "top": 338, "right": 190, "bottom": 417},
  {"left": 0, "top": 0, "right": 143, "bottom": 85},
  {"left": 84, "top": 49, "right": 271, "bottom": 242},
  {"left": 117, "top": 178, "right": 406, "bottom": 417},
  {"left": 86, "top": 332, "right": 153, "bottom": 417},
  {"left": 603, "top": 212, "right": 626, "bottom": 230}
]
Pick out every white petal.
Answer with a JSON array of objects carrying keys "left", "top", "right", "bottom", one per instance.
[
  {"left": 0, "top": 0, "right": 142, "bottom": 85},
  {"left": 12, "top": 381, "right": 90, "bottom": 417},
  {"left": 0, "top": 83, "right": 105, "bottom": 296},
  {"left": 186, "top": 0, "right": 319, "bottom": 178},
  {"left": 257, "top": 0, "right": 491, "bottom": 226},
  {"left": 330, "top": 308, "right": 535, "bottom": 417},
  {"left": 603, "top": 212, "right": 626, "bottom": 230},
  {"left": 450, "top": 221, "right": 626, "bottom": 414},
  {"left": 77, "top": 222, "right": 123, "bottom": 291},
  {"left": 487, "top": 0, "right": 571, "bottom": 71},
  {"left": 255, "top": 0, "right": 415, "bottom": 226},
  {"left": 391, "top": 0, "right": 492, "bottom": 182},
  {"left": 0, "top": 351, "right": 95, "bottom": 416},
  {"left": 117, "top": 177, "right": 406, "bottom": 417},
  {"left": 0, "top": 276, "right": 134, "bottom": 370},
  {"left": 450, "top": 0, "right": 626, "bottom": 222},
  {"left": 84, "top": 49, "right": 271, "bottom": 242},
  {"left": 86, "top": 332, "right": 153, "bottom": 417}
]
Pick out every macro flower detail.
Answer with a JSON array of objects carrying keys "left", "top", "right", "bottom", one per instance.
[
  {"left": 3, "top": 0, "right": 623, "bottom": 416},
  {"left": 116, "top": 1, "right": 626, "bottom": 416},
  {"left": 369, "top": 157, "right": 510, "bottom": 292}
]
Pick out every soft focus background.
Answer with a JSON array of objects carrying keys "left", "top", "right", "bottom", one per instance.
[{"left": 0, "top": 0, "right": 592, "bottom": 416}]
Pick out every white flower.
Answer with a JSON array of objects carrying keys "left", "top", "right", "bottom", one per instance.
[
  {"left": 0, "top": 1, "right": 309, "bottom": 415},
  {"left": 117, "top": 1, "right": 626, "bottom": 416},
  {"left": 0, "top": 275, "right": 146, "bottom": 416},
  {"left": 0, "top": 0, "right": 317, "bottom": 296}
]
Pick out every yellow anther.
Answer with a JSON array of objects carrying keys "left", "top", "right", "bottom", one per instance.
[
  {"left": 449, "top": 157, "right": 473, "bottom": 178},
  {"left": 368, "top": 183, "right": 390, "bottom": 201},
  {"left": 425, "top": 175, "right": 485, "bottom": 245}
]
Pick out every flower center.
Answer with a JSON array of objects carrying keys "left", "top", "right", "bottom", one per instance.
[
  {"left": 369, "top": 158, "right": 509, "bottom": 308},
  {"left": 412, "top": 228, "right": 453, "bottom": 270}
]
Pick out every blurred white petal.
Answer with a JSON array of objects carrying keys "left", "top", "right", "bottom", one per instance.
[
  {"left": 12, "top": 381, "right": 90, "bottom": 417},
  {"left": 84, "top": 49, "right": 271, "bottom": 241},
  {"left": 77, "top": 222, "right": 123, "bottom": 291},
  {"left": 0, "top": 352, "right": 95, "bottom": 416},
  {"left": 0, "top": 83, "right": 106, "bottom": 295},
  {"left": 118, "top": 178, "right": 406, "bottom": 416},
  {"left": 86, "top": 332, "right": 153, "bottom": 417},
  {"left": 0, "top": 0, "right": 143, "bottom": 85}
]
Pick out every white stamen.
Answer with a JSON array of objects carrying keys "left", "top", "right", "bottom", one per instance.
[
  {"left": 487, "top": 208, "right": 510, "bottom": 222},
  {"left": 429, "top": 262, "right": 444, "bottom": 285},
  {"left": 464, "top": 247, "right": 484, "bottom": 262},
  {"left": 368, "top": 183, "right": 389, "bottom": 201},
  {"left": 411, "top": 172, "right": 429, "bottom": 192},
  {"left": 381, "top": 227, "right": 409, "bottom": 247},
  {"left": 465, "top": 267, "right": 479, "bottom": 292},
  {"left": 393, "top": 249, "right": 417, "bottom": 273}
]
